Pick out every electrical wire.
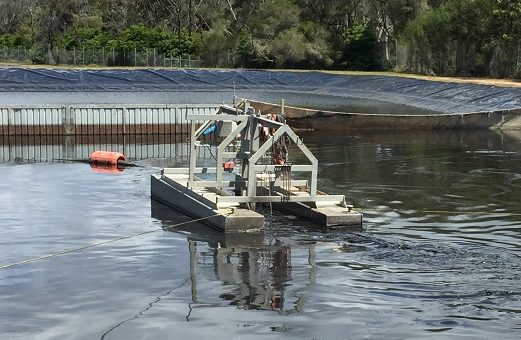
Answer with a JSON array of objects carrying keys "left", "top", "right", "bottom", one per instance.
[{"left": 0, "top": 211, "right": 232, "bottom": 270}]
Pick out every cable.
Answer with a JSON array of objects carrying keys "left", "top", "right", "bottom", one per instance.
[
  {"left": 100, "top": 275, "right": 193, "bottom": 339},
  {"left": 203, "top": 143, "right": 218, "bottom": 161},
  {"left": 0, "top": 211, "right": 231, "bottom": 270}
]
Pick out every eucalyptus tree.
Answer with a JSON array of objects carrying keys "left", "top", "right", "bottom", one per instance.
[
  {"left": 491, "top": 0, "right": 521, "bottom": 77},
  {"left": 26, "top": 0, "right": 80, "bottom": 63},
  {"left": 0, "top": 0, "right": 30, "bottom": 34}
]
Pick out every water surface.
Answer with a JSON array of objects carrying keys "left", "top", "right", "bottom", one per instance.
[{"left": 1, "top": 129, "right": 520, "bottom": 339}]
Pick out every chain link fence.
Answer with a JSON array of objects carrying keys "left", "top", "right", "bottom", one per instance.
[
  {"left": 0, "top": 46, "right": 203, "bottom": 68},
  {"left": 395, "top": 40, "right": 521, "bottom": 78}
]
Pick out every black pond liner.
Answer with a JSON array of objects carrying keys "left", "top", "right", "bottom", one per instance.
[{"left": 1, "top": 67, "right": 520, "bottom": 113}]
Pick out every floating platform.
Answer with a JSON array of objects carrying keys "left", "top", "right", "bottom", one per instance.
[
  {"left": 151, "top": 169, "right": 362, "bottom": 232},
  {"left": 151, "top": 171, "right": 265, "bottom": 232},
  {"left": 150, "top": 103, "right": 362, "bottom": 232}
]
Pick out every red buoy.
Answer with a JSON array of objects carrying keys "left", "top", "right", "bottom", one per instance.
[{"left": 90, "top": 151, "right": 126, "bottom": 166}]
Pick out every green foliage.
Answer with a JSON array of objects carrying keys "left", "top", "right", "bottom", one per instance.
[
  {"left": 55, "top": 27, "right": 109, "bottom": 49},
  {"left": 402, "top": 0, "right": 478, "bottom": 74},
  {"left": 386, "top": 0, "right": 421, "bottom": 34},
  {"left": 0, "top": 34, "right": 29, "bottom": 48},
  {"left": 0, "top": 0, "right": 519, "bottom": 77},
  {"left": 197, "top": 20, "right": 234, "bottom": 67},
  {"left": 52, "top": 23, "right": 199, "bottom": 60},
  {"left": 270, "top": 28, "right": 308, "bottom": 68},
  {"left": 234, "top": 33, "right": 264, "bottom": 68},
  {"left": 107, "top": 25, "right": 160, "bottom": 51},
  {"left": 492, "top": 0, "right": 521, "bottom": 43},
  {"left": 489, "top": 0, "right": 521, "bottom": 77},
  {"left": 402, "top": 0, "right": 521, "bottom": 77},
  {"left": 336, "top": 23, "right": 380, "bottom": 71},
  {"left": 106, "top": 25, "right": 197, "bottom": 56},
  {"left": 249, "top": 0, "right": 300, "bottom": 40},
  {"left": 415, "top": 4, "right": 452, "bottom": 73}
]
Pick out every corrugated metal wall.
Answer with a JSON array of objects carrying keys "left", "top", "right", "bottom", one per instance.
[{"left": 0, "top": 104, "right": 220, "bottom": 135}]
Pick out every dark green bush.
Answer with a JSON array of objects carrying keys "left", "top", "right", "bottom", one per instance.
[{"left": 335, "top": 23, "right": 380, "bottom": 71}]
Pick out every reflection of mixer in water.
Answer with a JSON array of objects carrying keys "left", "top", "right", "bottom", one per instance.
[
  {"left": 152, "top": 201, "right": 316, "bottom": 314},
  {"left": 193, "top": 237, "right": 315, "bottom": 314},
  {"left": 212, "top": 238, "right": 295, "bottom": 312}
]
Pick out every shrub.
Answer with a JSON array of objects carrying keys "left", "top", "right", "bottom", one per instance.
[{"left": 336, "top": 23, "right": 380, "bottom": 70}]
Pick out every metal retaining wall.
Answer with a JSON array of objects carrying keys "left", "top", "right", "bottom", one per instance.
[{"left": 0, "top": 104, "right": 220, "bottom": 136}]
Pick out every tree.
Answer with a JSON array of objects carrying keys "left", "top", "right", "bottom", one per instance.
[
  {"left": 337, "top": 23, "right": 380, "bottom": 70},
  {"left": 0, "top": 0, "right": 30, "bottom": 34},
  {"left": 31, "top": 0, "right": 79, "bottom": 63},
  {"left": 54, "top": 15, "right": 109, "bottom": 49},
  {"left": 491, "top": 0, "right": 521, "bottom": 77},
  {"left": 0, "top": 0, "right": 518, "bottom": 76}
]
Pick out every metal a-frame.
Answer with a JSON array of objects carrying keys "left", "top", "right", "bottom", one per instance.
[{"left": 186, "top": 102, "right": 344, "bottom": 208}]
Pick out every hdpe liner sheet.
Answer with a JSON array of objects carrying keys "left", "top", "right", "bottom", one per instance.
[{"left": 1, "top": 67, "right": 520, "bottom": 113}]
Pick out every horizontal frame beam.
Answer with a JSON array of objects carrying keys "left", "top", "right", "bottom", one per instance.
[
  {"left": 216, "top": 195, "right": 345, "bottom": 204},
  {"left": 163, "top": 167, "right": 217, "bottom": 174},
  {"left": 187, "top": 114, "right": 248, "bottom": 122},
  {"left": 253, "top": 164, "right": 315, "bottom": 172}
]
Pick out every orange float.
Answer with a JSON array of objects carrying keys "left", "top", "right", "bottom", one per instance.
[{"left": 89, "top": 151, "right": 126, "bottom": 166}]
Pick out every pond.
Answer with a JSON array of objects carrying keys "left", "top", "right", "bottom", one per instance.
[{"left": 1, "top": 129, "right": 520, "bottom": 339}]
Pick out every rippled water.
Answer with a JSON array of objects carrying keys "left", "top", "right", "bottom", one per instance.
[{"left": 1, "top": 129, "right": 520, "bottom": 339}]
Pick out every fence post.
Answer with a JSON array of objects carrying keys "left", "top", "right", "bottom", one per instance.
[
  {"left": 122, "top": 107, "right": 128, "bottom": 135},
  {"left": 102, "top": 47, "right": 105, "bottom": 66},
  {"left": 517, "top": 44, "right": 521, "bottom": 76},
  {"left": 188, "top": 55, "right": 191, "bottom": 68},
  {"left": 7, "top": 107, "right": 13, "bottom": 137},
  {"left": 134, "top": 48, "right": 137, "bottom": 67},
  {"left": 73, "top": 47, "right": 76, "bottom": 65},
  {"left": 178, "top": 55, "right": 181, "bottom": 68},
  {"left": 395, "top": 39, "right": 398, "bottom": 68},
  {"left": 112, "top": 47, "right": 115, "bottom": 66},
  {"left": 228, "top": 49, "right": 230, "bottom": 68},
  {"left": 82, "top": 47, "right": 85, "bottom": 65},
  {"left": 153, "top": 48, "right": 156, "bottom": 67},
  {"left": 62, "top": 105, "right": 68, "bottom": 135}
]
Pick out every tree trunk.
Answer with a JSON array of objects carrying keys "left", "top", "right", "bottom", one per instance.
[
  {"left": 188, "top": 0, "right": 192, "bottom": 36},
  {"left": 47, "top": 44, "right": 56, "bottom": 65}
]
